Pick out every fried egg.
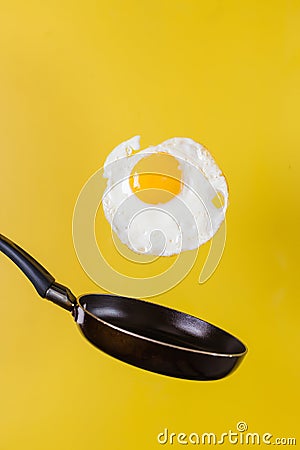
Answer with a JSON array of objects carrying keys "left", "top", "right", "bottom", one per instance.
[{"left": 102, "top": 136, "right": 228, "bottom": 256}]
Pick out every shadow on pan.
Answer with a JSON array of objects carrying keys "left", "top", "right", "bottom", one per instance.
[{"left": 0, "top": 234, "right": 247, "bottom": 381}]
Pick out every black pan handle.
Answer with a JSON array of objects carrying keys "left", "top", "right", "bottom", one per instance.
[
  {"left": 0, "top": 234, "right": 54, "bottom": 297},
  {"left": 0, "top": 234, "right": 76, "bottom": 311}
]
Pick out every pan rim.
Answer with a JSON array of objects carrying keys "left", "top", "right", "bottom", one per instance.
[{"left": 75, "top": 294, "right": 247, "bottom": 358}]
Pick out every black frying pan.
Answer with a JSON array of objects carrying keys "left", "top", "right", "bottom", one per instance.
[{"left": 0, "top": 234, "right": 247, "bottom": 381}]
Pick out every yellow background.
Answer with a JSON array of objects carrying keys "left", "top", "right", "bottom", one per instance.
[{"left": 0, "top": 1, "right": 299, "bottom": 449}]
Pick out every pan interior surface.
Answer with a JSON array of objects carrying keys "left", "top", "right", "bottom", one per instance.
[{"left": 78, "top": 295, "right": 246, "bottom": 356}]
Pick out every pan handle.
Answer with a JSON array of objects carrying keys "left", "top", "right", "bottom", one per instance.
[{"left": 0, "top": 234, "right": 76, "bottom": 311}]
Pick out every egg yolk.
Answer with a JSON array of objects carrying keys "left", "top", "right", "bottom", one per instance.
[{"left": 129, "top": 153, "right": 183, "bottom": 204}]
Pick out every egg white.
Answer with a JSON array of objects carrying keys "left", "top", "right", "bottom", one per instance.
[{"left": 102, "top": 136, "right": 228, "bottom": 256}]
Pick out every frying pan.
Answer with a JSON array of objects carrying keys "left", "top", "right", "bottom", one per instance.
[{"left": 0, "top": 234, "right": 246, "bottom": 381}]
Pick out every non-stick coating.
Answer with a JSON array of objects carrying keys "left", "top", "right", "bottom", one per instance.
[{"left": 74, "top": 294, "right": 246, "bottom": 380}]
